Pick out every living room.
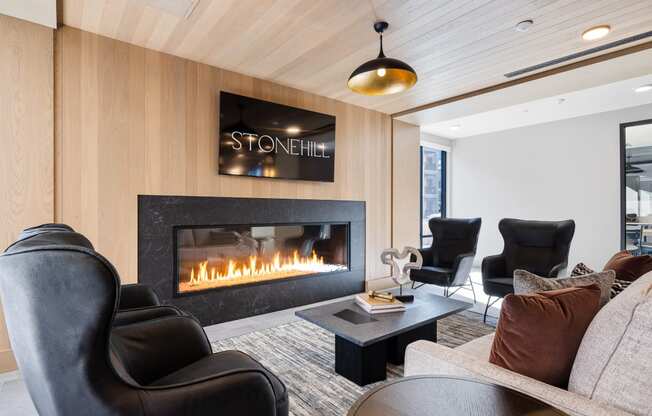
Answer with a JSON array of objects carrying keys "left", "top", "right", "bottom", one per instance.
[{"left": 1, "top": 1, "right": 651, "bottom": 415}]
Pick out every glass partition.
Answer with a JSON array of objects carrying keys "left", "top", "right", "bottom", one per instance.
[{"left": 621, "top": 120, "right": 652, "bottom": 255}]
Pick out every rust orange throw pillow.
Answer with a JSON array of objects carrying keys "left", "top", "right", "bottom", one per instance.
[
  {"left": 489, "top": 285, "right": 601, "bottom": 388},
  {"left": 603, "top": 251, "right": 652, "bottom": 282}
]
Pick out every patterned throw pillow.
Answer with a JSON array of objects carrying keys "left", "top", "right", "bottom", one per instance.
[
  {"left": 514, "top": 269, "right": 615, "bottom": 307},
  {"left": 571, "top": 262, "right": 595, "bottom": 276},
  {"left": 570, "top": 262, "right": 633, "bottom": 298}
]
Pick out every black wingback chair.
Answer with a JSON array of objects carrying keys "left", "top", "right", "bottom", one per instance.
[
  {"left": 481, "top": 218, "right": 575, "bottom": 322},
  {"left": 410, "top": 218, "right": 482, "bottom": 301},
  {"left": 5, "top": 224, "right": 183, "bottom": 327},
  {"left": 0, "top": 230, "right": 288, "bottom": 416}
]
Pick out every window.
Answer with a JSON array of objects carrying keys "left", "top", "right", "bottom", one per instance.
[
  {"left": 621, "top": 120, "right": 652, "bottom": 255},
  {"left": 420, "top": 146, "right": 447, "bottom": 248}
]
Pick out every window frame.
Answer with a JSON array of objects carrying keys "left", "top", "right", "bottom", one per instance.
[{"left": 420, "top": 145, "right": 447, "bottom": 248}]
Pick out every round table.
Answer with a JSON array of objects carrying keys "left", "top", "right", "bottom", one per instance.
[{"left": 348, "top": 376, "right": 568, "bottom": 416}]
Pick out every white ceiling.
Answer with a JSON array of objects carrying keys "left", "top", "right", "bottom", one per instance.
[
  {"left": 0, "top": 0, "right": 57, "bottom": 28},
  {"left": 410, "top": 48, "right": 652, "bottom": 139},
  {"left": 59, "top": 0, "right": 652, "bottom": 115}
]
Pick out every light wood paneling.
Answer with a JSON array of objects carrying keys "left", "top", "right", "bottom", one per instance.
[
  {"left": 0, "top": 15, "right": 54, "bottom": 372},
  {"left": 60, "top": 0, "right": 652, "bottom": 114},
  {"left": 392, "top": 120, "right": 421, "bottom": 250},
  {"left": 55, "top": 26, "right": 392, "bottom": 285}
]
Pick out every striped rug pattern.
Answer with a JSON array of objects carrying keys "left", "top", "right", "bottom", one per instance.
[{"left": 212, "top": 311, "right": 493, "bottom": 416}]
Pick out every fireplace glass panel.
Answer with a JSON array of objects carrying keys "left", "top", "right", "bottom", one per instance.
[{"left": 176, "top": 223, "right": 349, "bottom": 294}]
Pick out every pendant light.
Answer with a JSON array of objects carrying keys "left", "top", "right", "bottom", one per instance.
[{"left": 348, "top": 21, "right": 417, "bottom": 96}]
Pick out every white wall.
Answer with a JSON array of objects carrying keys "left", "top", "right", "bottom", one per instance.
[{"left": 451, "top": 103, "right": 652, "bottom": 270}]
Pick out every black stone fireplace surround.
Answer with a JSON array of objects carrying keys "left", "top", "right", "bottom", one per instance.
[{"left": 138, "top": 195, "right": 365, "bottom": 325}]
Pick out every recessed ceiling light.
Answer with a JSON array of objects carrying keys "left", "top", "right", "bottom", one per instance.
[
  {"left": 286, "top": 126, "right": 301, "bottom": 134},
  {"left": 582, "top": 25, "right": 611, "bottom": 41},
  {"left": 450, "top": 125, "right": 461, "bottom": 131},
  {"left": 634, "top": 84, "right": 652, "bottom": 93},
  {"left": 515, "top": 20, "right": 533, "bottom": 32}
]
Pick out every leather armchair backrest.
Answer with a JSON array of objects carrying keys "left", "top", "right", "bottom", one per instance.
[
  {"left": 18, "top": 223, "right": 75, "bottom": 239},
  {"left": 0, "top": 240, "right": 139, "bottom": 415},
  {"left": 5, "top": 225, "right": 93, "bottom": 254},
  {"left": 499, "top": 218, "right": 575, "bottom": 277},
  {"left": 429, "top": 218, "right": 482, "bottom": 267}
]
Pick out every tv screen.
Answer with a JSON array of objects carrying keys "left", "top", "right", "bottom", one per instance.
[{"left": 218, "top": 91, "right": 336, "bottom": 182}]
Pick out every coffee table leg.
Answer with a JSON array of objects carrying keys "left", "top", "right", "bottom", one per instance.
[
  {"left": 335, "top": 336, "right": 387, "bottom": 386},
  {"left": 387, "top": 321, "right": 437, "bottom": 365}
]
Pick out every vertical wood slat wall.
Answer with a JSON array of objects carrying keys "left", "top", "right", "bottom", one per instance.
[
  {"left": 0, "top": 15, "right": 54, "bottom": 372},
  {"left": 0, "top": 21, "right": 409, "bottom": 373},
  {"left": 54, "top": 26, "right": 393, "bottom": 284}
]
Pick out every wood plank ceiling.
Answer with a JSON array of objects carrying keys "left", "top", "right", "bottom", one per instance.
[{"left": 60, "top": 0, "right": 652, "bottom": 115}]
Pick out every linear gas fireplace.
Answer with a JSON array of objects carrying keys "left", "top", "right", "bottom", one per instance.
[
  {"left": 175, "top": 223, "right": 349, "bottom": 295},
  {"left": 139, "top": 196, "right": 364, "bottom": 325}
]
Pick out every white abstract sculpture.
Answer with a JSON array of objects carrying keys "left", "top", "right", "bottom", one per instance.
[{"left": 380, "top": 247, "right": 423, "bottom": 286}]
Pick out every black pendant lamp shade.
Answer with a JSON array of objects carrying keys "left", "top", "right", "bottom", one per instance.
[{"left": 348, "top": 21, "right": 417, "bottom": 96}]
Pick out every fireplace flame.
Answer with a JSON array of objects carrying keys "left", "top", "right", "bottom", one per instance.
[{"left": 187, "top": 250, "right": 336, "bottom": 288}]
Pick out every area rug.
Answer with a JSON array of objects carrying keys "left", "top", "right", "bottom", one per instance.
[{"left": 212, "top": 310, "right": 493, "bottom": 416}]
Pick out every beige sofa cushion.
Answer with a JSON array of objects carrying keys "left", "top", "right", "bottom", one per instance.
[
  {"left": 568, "top": 271, "right": 652, "bottom": 415},
  {"left": 405, "top": 340, "right": 631, "bottom": 416},
  {"left": 455, "top": 333, "right": 493, "bottom": 361}
]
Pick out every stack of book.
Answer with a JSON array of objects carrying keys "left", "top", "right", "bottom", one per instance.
[{"left": 355, "top": 292, "right": 405, "bottom": 314}]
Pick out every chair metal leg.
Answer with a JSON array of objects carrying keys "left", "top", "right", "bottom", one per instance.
[
  {"left": 444, "top": 287, "right": 448, "bottom": 297},
  {"left": 483, "top": 296, "right": 500, "bottom": 324},
  {"left": 483, "top": 296, "right": 491, "bottom": 323}
]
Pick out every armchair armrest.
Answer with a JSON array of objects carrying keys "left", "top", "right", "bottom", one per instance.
[
  {"left": 548, "top": 262, "right": 568, "bottom": 278},
  {"left": 412, "top": 247, "right": 434, "bottom": 267},
  {"left": 141, "top": 370, "right": 281, "bottom": 416},
  {"left": 119, "top": 283, "right": 160, "bottom": 310},
  {"left": 482, "top": 254, "right": 506, "bottom": 280},
  {"left": 451, "top": 252, "right": 476, "bottom": 286},
  {"left": 110, "top": 316, "right": 212, "bottom": 386},
  {"left": 113, "top": 305, "right": 185, "bottom": 327}
]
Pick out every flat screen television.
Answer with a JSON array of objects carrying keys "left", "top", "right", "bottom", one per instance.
[{"left": 218, "top": 91, "right": 336, "bottom": 182}]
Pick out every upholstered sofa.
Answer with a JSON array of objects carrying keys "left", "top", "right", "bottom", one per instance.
[{"left": 405, "top": 271, "right": 652, "bottom": 416}]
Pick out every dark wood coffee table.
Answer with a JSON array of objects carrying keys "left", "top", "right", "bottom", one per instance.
[
  {"left": 348, "top": 376, "right": 569, "bottom": 416},
  {"left": 295, "top": 291, "right": 470, "bottom": 385}
]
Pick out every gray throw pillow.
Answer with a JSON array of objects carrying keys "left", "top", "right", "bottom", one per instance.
[{"left": 513, "top": 269, "right": 615, "bottom": 307}]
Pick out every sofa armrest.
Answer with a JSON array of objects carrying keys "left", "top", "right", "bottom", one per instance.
[
  {"left": 119, "top": 283, "right": 160, "bottom": 309},
  {"left": 405, "top": 341, "right": 632, "bottom": 416}
]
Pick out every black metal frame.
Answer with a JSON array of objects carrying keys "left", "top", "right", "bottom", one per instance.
[
  {"left": 411, "top": 278, "right": 476, "bottom": 303},
  {"left": 483, "top": 296, "right": 500, "bottom": 323},
  {"left": 419, "top": 146, "right": 447, "bottom": 248},
  {"left": 620, "top": 119, "right": 652, "bottom": 251}
]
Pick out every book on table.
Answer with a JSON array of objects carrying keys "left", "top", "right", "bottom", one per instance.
[{"left": 355, "top": 293, "right": 405, "bottom": 314}]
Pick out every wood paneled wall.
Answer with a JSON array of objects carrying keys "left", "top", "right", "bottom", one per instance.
[
  {"left": 392, "top": 120, "right": 421, "bottom": 250},
  {"left": 0, "top": 15, "right": 54, "bottom": 372},
  {"left": 55, "top": 26, "right": 392, "bottom": 284}
]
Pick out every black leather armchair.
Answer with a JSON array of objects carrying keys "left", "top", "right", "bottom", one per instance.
[
  {"left": 410, "top": 218, "right": 482, "bottom": 301},
  {"left": 0, "top": 230, "right": 288, "bottom": 416},
  {"left": 7, "top": 224, "right": 183, "bottom": 327},
  {"left": 481, "top": 218, "right": 575, "bottom": 322}
]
